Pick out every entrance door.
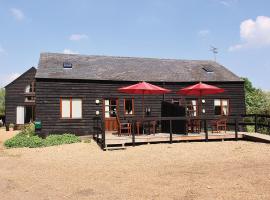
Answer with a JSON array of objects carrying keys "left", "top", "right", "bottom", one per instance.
[
  {"left": 16, "top": 106, "right": 25, "bottom": 124},
  {"left": 25, "top": 106, "right": 35, "bottom": 123},
  {"left": 104, "top": 98, "right": 118, "bottom": 131}
]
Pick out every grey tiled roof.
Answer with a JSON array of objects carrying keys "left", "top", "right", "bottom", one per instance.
[{"left": 36, "top": 52, "right": 242, "bottom": 82}]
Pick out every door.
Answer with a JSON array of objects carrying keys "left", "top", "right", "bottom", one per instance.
[
  {"left": 25, "top": 106, "right": 35, "bottom": 123},
  {"left": 104, "top": 98, "right": 118, "bottom": 131},
  {"left": 16, "top": 106, "right": 25, "bottom": 124}
]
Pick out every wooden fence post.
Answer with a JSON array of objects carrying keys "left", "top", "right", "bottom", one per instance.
[
  {"left": 132, "top": 121, "right": 135, "bottom": 147},
  {"left": 169, "top": 120, "right": 173, "bottom": 144},
  {"left": 255, "top": 114, "right": 258, "bottom": 133},
  {"left": 204, "top": 120, "right": 208, "bottom": 142},
  {"left": 102, "top": 125, "right": 106, "bottom": 150},
  {"left": 235, "top": 118, "right": 238, "bottom": 141},
  {"left": 268, "top": 121, "right": 270, "bottom": 134}
]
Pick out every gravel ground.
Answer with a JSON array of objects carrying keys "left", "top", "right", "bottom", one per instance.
[{"left": 0, "top": 128, "right": 270, "bottom": 200}]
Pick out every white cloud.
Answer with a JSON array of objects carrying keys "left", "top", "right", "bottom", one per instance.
[
  {"left": 0, "top": 73, "right": 21, "bottom": 88},
  {"left": 198, "top": 29, "right": 210, "bottom": 37},
  {"left": 63, "top": 49, "right": 78, "bottom": 54},
  {"left": 218, "top": 0, "right": 238, "bottom": 7},
  {"left": 10, "top": 8, "right": 25, "bottom": 21},
  {"left": 229, "top": 16, "right": 270, "bottom": 51},
  {"left": 69, "top": 34, "right": 88, "bottom": 41}
]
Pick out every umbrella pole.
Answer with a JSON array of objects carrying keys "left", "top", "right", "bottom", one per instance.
[{"left": 142, "top": 92, "right": 145, "bottom": 134}]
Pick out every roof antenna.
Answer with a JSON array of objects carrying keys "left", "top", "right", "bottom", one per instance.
[{"left": 210, "top": 46, "right": 218, "bottom": 62}]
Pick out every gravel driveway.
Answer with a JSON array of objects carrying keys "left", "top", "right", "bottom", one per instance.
[{"left": 0, "top": 128, "right": 270, "bottom": 200}]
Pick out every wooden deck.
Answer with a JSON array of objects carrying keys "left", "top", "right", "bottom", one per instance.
[{"left": 96, "top": 131, "right": 243, "bottom": 148}]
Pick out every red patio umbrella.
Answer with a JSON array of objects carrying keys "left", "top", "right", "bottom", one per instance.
[
  {"left": 177, "top": 82, "right": 225, "bottom": 116},
  {"left": 118, "top": 81, "right": 171, "bottom": 118}
]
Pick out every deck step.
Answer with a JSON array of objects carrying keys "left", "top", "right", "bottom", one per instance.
[{"left": 104, "top": 146, "right": 126, "bottom": 151}]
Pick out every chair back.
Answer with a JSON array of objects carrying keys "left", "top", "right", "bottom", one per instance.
[
  {"left": 115, "top": 113, "right": 121, "bottom": 127},
  {"left": 218, "top": 118, "right": 227, "bottom": 125}
]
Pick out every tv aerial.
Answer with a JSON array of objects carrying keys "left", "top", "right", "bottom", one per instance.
[{"left": 210, "top": 46, "right": 218, "bottom": 62}]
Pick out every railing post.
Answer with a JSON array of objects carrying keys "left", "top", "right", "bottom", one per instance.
[
  {"left": 235, "top": 118, "right": 238, "bottom": 141},
  {"left": 132, "top": 121, "right": 135, "bottom": 147},
  {"left": 255, "top": 114, "right": 258, "bottom": 133},
  {"left": 102, "top": 124, "right": 106, "bottom": 151},
  {"left": 268, "top": 121, "right": 270, "bottom": 134},
  {"left": 169, "top": 120, "right": 173, "bottom": 144},
  {"left": 204, "top": 119, "right": 208, "bottom": 142}
]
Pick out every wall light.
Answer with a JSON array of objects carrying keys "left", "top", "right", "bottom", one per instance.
[
  {"left": 95, "top": 99, "right": 100, "bottom": 105},
  {"left": 95, "top": 111, "right": 100, "bottom": 115},
  {"left": 202, "top": 99, "right": 206, "bottom": 103}
]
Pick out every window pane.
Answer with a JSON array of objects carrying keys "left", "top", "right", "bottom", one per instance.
[
  {"left": 105, "top": 100, "right": 109, "bottom": 106},
  {"left": 214, "top": 100, "right": 221, "bottom": 106},
  {"left": 222, "top": 100, "right": 228, "bottom": 106},
  {"left": 62, "top": 99, "right": 70, "bottom": 118},
  {"left": 125, "top": 99, "right": 133, "bottom": 115},
  {"left": 105, "top": 112, "right": 110, "bottom": 118},
  {"left": 25, "top": 85, "right": 30, "bottom": 93},
  {"left": 72, "top": 99, "right": 82, "bottom": 118}
]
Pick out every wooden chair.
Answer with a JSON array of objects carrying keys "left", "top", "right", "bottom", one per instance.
[
  {"left": 149, "top": 121, "right": 156, "bottom": 135},
  {"left": 186, "top": 119, "right": 201, "bottom": 133},
  {"left": 211, "top": 118, "right": 227, "bottom": 133},
  {"left": 116, "top": 114, "right": 131, "bottom": 136}
]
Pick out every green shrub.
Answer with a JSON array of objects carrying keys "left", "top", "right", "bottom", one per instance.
[
  {"left": 18, "top": 123, "right": 35, "bottom": 137},
  {"left": 4, "top": 133, "right": 81, "bottom": 148},
  {"left": 4, "top": 135, "right": 44, "bottom": 148},
  {"left": 44, "top": 134, "right": 81, "bottom": 147}
]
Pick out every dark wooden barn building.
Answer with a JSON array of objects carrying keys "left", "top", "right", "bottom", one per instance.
[
  {"left": 5, "top": 67, "right": 36, "bottom": 128},
  {"left": 5, "top": 52, "right": 246, "bottom": 136}
]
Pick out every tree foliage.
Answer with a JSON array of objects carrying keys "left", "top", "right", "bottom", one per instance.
[
  {"left": 243, "top": 78, "right": 270, "bottom": 114},
  {"left": 0, "top": 88, "right": 5, "bottom": 115}
]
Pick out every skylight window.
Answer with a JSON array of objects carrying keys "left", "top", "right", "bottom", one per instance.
[
  {"left": 202, "top": 66, "right": 214, "bottom": 73},
  {"left": 63, "top": 62, "right": 72, "bottom": 69}
]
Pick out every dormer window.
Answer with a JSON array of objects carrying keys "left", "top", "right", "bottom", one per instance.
[{"left": 63, "top": 62, "right": 72, "bottom": 69}]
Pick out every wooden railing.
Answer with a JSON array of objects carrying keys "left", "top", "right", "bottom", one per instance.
[
  {"left": 93, "top": 116, "right": 106, "bottom": 150},
  {"left": 93, "top": 114, "right": 270, "bottom": 150},
  {"left": 227, "top": 114, "right": 270, "bottom": 134}
]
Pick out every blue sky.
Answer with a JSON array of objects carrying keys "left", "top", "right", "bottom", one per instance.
[{"left": 0, "top": 0, "right": 270, "bottom": 90}]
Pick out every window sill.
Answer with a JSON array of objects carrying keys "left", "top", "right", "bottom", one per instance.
[{"left": 60, "top": 118, "right": 83, "bottom": 120}]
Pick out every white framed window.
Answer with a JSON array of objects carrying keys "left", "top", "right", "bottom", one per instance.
[
  {"left": 61, "top": 98, "right": 82, "bottom": 119},
  {"left": 214, "top": 99, "right": 229, "bottom": 116}
]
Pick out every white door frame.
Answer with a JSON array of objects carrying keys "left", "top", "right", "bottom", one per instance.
[{"left": 16, "top": 106, "right": 25, "bottom": 125}]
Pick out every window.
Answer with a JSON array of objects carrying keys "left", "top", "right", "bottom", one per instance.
[
  {"left": 25, "top": 96, "right": 35, "bottom": 102},
  {"left": 63, "top": 62, "right": 72, "bottom": 69},
  {"left": 60, "top": 98, "right": 82, "bottom": 119},
  {"left": 104, "top": 99, "right": 118, "bottom": 118},
  {"left": 214, "top": 99, "right": 229, "bottom": 116},
  {"left": 186, "top": 99, "right": 198, "bottom": 117},
  {"left": 124, "top": 98, "right": 134, "bottom": 115},
  {"left": 25, "top": 81, "right": 35, "bottom": 93},
  {"left": 202, "top": 65, "right": 214, "bottom": 73}
]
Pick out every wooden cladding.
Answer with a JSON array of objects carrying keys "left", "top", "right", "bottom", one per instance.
[{"left": 36, "top": 80, "right": 245, "bottom": 136}]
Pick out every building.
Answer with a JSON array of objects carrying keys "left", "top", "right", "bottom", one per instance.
[{"left": 5, "top": 52, "right": 246, "bottom": 136}]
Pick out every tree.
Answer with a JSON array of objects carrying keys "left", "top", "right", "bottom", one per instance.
[
  {"left": 243, "top": 78, "right": 270, "bottom": 114},
  {"left": 0, "top": 88, "right": 5, "bottom": 115}
]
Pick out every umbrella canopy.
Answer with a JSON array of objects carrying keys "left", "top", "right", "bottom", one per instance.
[
  {"left": 177, "top": 82, "right": 225, "bottom": 118},
  {"left": 177, "top": 82, "right": 224, "bottom": 96},
  {"left": 118, "top": 81, "right": 171, "bottom": 94},
  {"left": 118, "top": 82, "right": 171, "bottom": 118}
]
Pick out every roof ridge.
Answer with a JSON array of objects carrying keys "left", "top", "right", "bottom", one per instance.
[{"left": 40, "top": 52, "right": 215, "bottom": 63}]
